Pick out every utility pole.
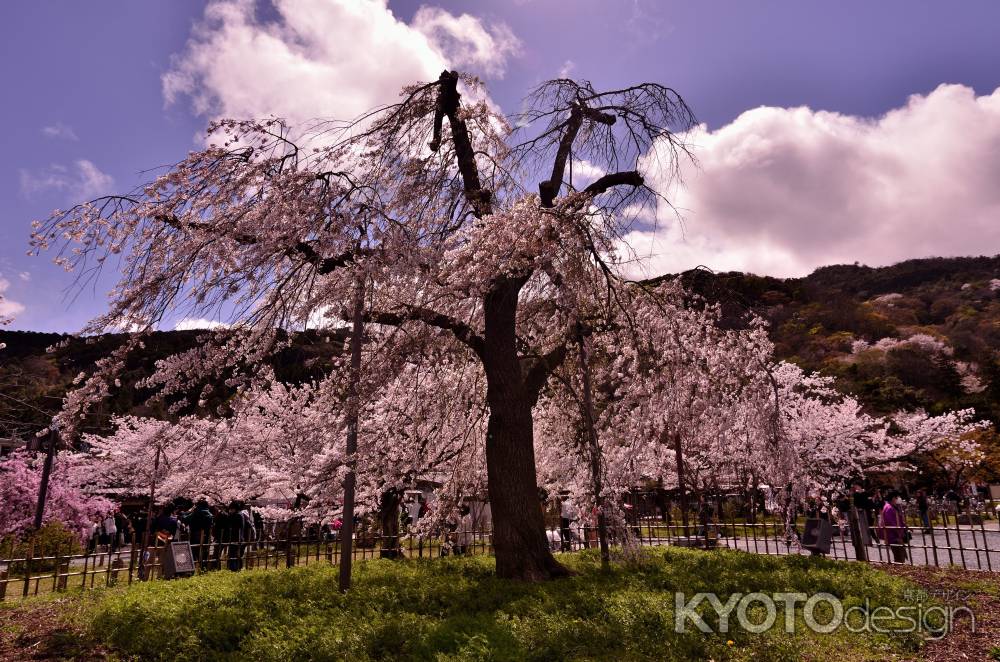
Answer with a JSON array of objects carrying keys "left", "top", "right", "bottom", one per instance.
[
  {"left": 673, "top": 432, "right": 690, "bottom": 538},
  {"left": 576, "top": 324, "right": 610, "bottom": 570},
  {"left": 32, "top": 427, "right": 58, "bottom": 531},
  {"left": 138, "top": 445, "right": 161, "bottom": 580},
  {"left": 338, "top": 275, "right": 365, "bottom": 592}
]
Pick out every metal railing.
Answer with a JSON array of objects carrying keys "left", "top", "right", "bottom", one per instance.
[
  {"left": 1, "top": 496, "right": 997, "bottom": 601},
  {"left": 0, "top": 525, "right": 495, "bottom": 601},
  {"left": 613, "top": 492, "right": 1000, "bottom": 572}
]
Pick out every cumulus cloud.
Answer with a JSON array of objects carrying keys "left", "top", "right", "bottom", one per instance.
[
  {"left": 19, "top": 159, "right": 114, "bottom": 202},
  {"left": 624, "top": 84, "right": 1000, "bottom": 278},
  {"left": 163, "top": 0, "right": 518, "bottom": 127},
  {"left": 570, "top": 158, "right": 605, "bottom": 187},
  {"left": 411, "top": 6, "right": 520, "bottom": 78},
  {"left": 174, "top": 317, "right": 230, "bottom": 331},
  {"left": 0, "top": 278, "right": 25, "bottom": 321},
  {"left": 41, "top": 121, "right": 78, "bottom": 141}
]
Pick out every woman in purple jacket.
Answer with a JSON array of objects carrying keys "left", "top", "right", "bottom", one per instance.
[{"left": 879, "top": 491, "right": 909, "bottom": 563}]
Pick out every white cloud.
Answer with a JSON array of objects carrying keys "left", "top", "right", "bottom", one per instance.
[
  {"left": 0, "top": 278, "right": 25, "bottom": 321},
  {"left": 175, "top": 317, "right": 230, "bottom": 331},
  {"left": 18, "top": 272, "right": 30, "bottom": 282},
  {"left": 411, "top": 6, "right": 520, "bottom": 78},
  {"left": 557, "top": 59, "right": 575, "bottom": 79},
  {"left": 163, "top": 0, "right": 519, "bottom": 127},
  {"left": 41, "top": 122, "right": 78, "bottom": 141},
  {"left": 19, "top": 159, "right": 114, "bottom": 202},
  {"left": 625, "top": 84, "right": 1000, "bottom": 278},
  {"left": 569, "top": 159, "right": 605, "bottom": 188}
]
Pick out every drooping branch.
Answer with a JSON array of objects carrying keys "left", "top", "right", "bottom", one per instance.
[
  {"left": 366, "top": 307, "right": 486, "bottom": 359},
  {"left": 157, "top": 212, "right": 369, "bottom": 276}
]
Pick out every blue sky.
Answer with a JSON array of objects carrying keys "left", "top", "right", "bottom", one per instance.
[{"left": 4, "top": 0, "right": 1000, "bottom": 332}]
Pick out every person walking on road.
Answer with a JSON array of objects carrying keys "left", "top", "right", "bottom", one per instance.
[
  {"left": 879, "top": 490, "right": 909, "bottom": 563},
  {"left": 916, "top": 489, "right": 932, "bottom": 534}
]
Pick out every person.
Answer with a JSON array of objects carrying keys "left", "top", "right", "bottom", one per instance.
[
  {"left": 945, "top": 488, "right": 961, "bottom": 514},
  {"left": 559, "top": 495, "right": 577, "bottom": 552},
  {"left": 916, "top": 489, "right": 931, "bottom": 533},
  {"left": 153, "top": 505, "right": 179, "bottom": 543},
  {"left": 453, "top": 505, "right": 474, "bottom": 556},
  {"left": 239, "top": 504, "right": 256, "bottom": 545},
  {"left": 131, "top": 511, "right": 147, "bottom": 549},
  {"left": 182, "top": 499, "right": 215, "bottom": 569},
  {"left": 252, "top": 509, "right": 264, "bottom": 542},
  {"left": 696, "top": 495, "right": 714, "bottom": 539},
  {"left": 102, "top": 509, "right": 118, "bottom": 553},
  {"left": 223, "top": 502, "right": 245, "bottom": 571},
  {"left": 87, "top": 516, "right": 101, "bottom": 554},
  {"left": 114, "top": 508, "right": 132, "bottom": 551},
  {"left": 210, "top": 505, "right": 227, "bottom": 570},
  {"left": 878, "top": 490, "right": 909, "bottom": 563},
  {"left": 871, "top": 488, "right": 885, "bottom": 541},
  {"left": 406, "top": 496, "right": 423, "bottom": 528},
  {"left": 835, "top": 492, "right": 851, "bottom": 520}
]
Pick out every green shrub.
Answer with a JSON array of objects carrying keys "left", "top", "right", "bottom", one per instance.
[
  {"left": 81, "top": 548, "right": 932, "bottom": 661},
  {"left": 2, "top": 521, "right": 83, "bottom": 575}
]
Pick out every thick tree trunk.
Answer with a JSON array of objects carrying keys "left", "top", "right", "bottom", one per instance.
[
  {"left": 482, "top": 279, "right": 568, "bottom": 581},
  {"left": 378, "top": 488, "right": 402, "bottom": 559},
  {"left": 484, "top": 396, "right": 568, "bottom": 580}
]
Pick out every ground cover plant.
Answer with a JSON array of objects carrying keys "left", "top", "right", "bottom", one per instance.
[{"left": 67, "top": 549, "right": 939, "bottom": 662}]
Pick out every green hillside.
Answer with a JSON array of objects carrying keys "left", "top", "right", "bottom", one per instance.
[{"left": 683, "top": 255, "right": 1000, "bottom": 427}]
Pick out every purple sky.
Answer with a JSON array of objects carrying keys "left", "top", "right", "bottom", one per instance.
[{"left": 4, "top": 0, "right": 1000, "bottom": 332}]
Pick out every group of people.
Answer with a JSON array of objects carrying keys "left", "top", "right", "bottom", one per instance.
[
  {"left": 86, "top": 499, "right": 262, "bottom": 573},
  {"left": 805, "top": 484, "right": 979, "bottom": 563},
  {"left": 152, "top": 500, "right": 260, "bottom": 571},
  {"left": 87, "top": 508, "right": 132, "bottom": 554}
]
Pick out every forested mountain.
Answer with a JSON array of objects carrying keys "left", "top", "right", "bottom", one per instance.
[
  {"left": 2, "top": 254, "right": 999, "bottom": 453},
  {"left": 684, "top": 255, "right": 1000, "bottom": 428},
  {"left": 0, "top": 329, "right": 344, "bottom": 442}
]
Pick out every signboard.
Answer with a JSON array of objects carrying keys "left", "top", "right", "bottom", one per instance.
[
  {"left": 162, "top": 541, "right": 196, "bottom": 579},
  {"left": 989, "top": 484, "right": 1000, "bottom": 502}
]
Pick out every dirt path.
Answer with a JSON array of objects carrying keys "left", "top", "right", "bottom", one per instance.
[
  {"left": 0, "top": 599, "right": 106, "bottom": 661},
  {"left": 884, "top": 565, "right": 1000, "bottom": 661}
]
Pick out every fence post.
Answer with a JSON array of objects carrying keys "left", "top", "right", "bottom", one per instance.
[
  {"left": 22, "top": 539, "right": 33, "bottom": 598},
  {"left": 848, "top": 507, "right": 869, "bottom": 562},
  {"left": 976, "top": 505, "right": 992, "bottom": 572},
  {"left": 57, "top": 554, "right": 70, "bottom": 591},
  {"left": 110, "top": 556, "right": 123, "bottom": 586},
  {"left": 127, "top": 537, "right": 137, "bottom": 586}
]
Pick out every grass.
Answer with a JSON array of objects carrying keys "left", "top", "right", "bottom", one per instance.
[{"left": 58, "top": 547, "right": 943, "bottom": 661}]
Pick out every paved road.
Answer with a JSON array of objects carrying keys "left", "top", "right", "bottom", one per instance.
[{"left": 717, "top": 527, "right": 1000, "bottom": 571}]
